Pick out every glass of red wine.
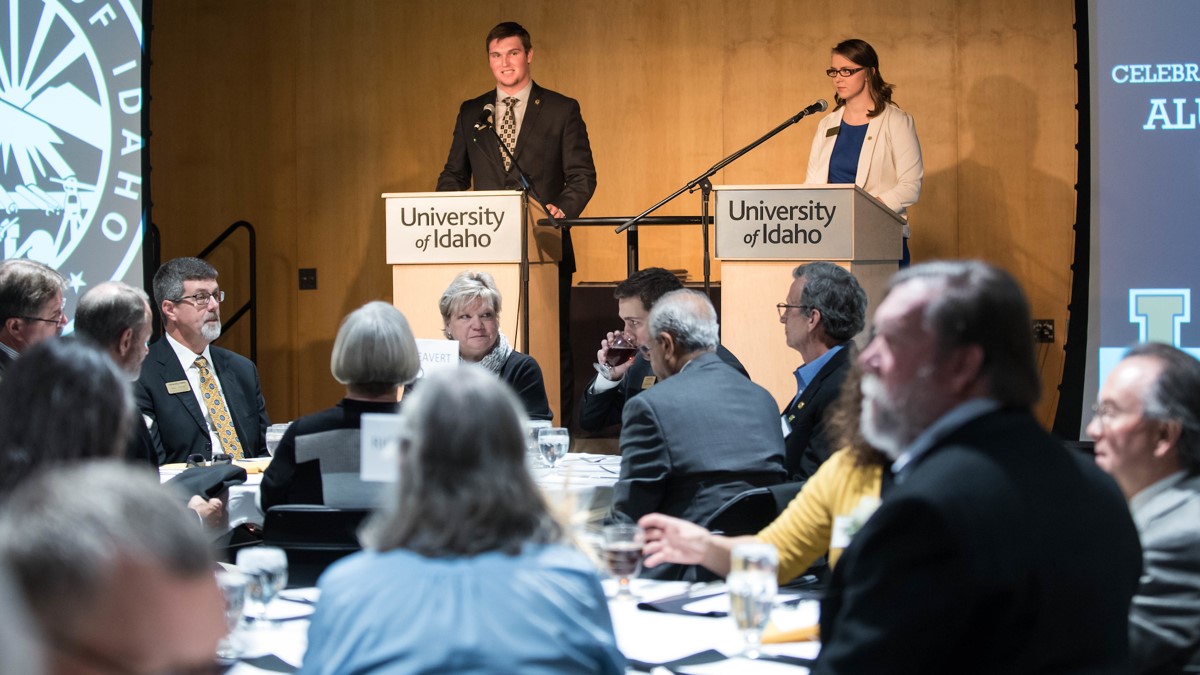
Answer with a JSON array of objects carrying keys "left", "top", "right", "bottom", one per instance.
[
  {"left": 603, "top": 523, "right": 645, "bottom": 600},
  {"left": 595, "top": 331, "right": 637, "bottom": 379}
]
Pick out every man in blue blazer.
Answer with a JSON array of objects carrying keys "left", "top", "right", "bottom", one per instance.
[
  {"left": 135, "top": 258, "right": 269, "bottom": 464},
  {"left": 1089, "top": 342, "right": 1200, "bottom": 674},
  {"left": 815, "top": 261, "right": 1142, "bottom": 674}
]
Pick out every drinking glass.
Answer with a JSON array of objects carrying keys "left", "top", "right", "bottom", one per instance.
[
  {"left": 603, "top": 523, "right": 644, "bottom": 600},
  {"left": 594, "top": 331, "right": 637, "bottom": 378},
  {"left": 728, "top": 543, "right": 778, "bottom": 659},
  {"left": 526, "top": 420, "right": 553, "bottom": 469},
  {"left": 537, "top": 427, "right": 570, "bottom": 471},
  {"left": 265, "top": 423, "right": 291, "bottom": 456},
  {"left": 214, "top": 570, "right": 247, "bottom": 659},
  {"left": 236, "top": 546, "right": 289, "bottom": 629}
]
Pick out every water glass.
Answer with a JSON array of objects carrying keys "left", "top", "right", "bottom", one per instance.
[
  {"left": 236, "top": 546, "right": 289, "bottom": 628},
  {"left": 603, "top": 523, "right": 644, "bottom": 600},
  {"left": 728, "top": 542, "right": 778, "bottom": 659},
  {"left": 265, "top": 423, "right": 291, "bottom": 457},
  {"left": 537, "top": 427, "right": 570, "bottom": 471},
  {"left": 214, "top": 570, "right": 247, "bottom": 659},
  {"left": 526, "top": 420, "right": 553, "bottom": 469}
]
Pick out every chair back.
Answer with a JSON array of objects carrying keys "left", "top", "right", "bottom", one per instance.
[
  {"left": 262, "top": 505, "right": 371, "bottom": 587},
  {"left": 702, "top": 486, "right": 779, "bottom": 537},
  {"left": 295, "top": 428, "right": 387, "bottom": 508}
]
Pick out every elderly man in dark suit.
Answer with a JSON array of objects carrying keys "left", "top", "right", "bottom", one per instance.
[
  {"left": 437, "top": 21, "right": 596, "bottom": 427},
  {"left": 135, "top": 257, "right": 269, "bottom": 464},
  {"left": 815, "top": 260, "right": 1142, "bottom": 674},
  {"left": 778, "top": 262, "right": 867, "bottom": 480},
  {"left": 612, "top": 289, "right": 786, "bottom": 568},
  {"left": 1089, "top": 342, "right": 1200, "bottom": 674},
  {"left": 579, "top": 267, "right": 747, "bottom": 434}
]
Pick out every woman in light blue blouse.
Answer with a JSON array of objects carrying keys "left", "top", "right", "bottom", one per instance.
[
  {"left": 805, "top": 38, "right": 923, "bottom": 267},
  {"left": 299, "top": 365, "right": 624, "bottom": 675}
]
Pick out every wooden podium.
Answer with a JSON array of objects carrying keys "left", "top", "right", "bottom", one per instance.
[
  {"left": 383, "top": 190, "right": 562, "bottom": 422},
  {"left": 714, "top": 184, "right": 904, "bottom": 407}
]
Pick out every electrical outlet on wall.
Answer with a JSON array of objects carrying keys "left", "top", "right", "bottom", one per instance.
[{"left": 1032, "top": 319, "right": 1055, "bottom": 343}]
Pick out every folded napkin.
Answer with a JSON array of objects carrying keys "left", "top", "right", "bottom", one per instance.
[{"left": 762, "top": 621, "right": 820, "bottom": 643}]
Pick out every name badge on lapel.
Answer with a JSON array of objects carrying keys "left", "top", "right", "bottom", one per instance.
[
  {"left": 166, "top": 380, "right": 191, "bottom": 394},
  {"left": 826, "top": 126, "right": 841, "bottom": 138},
  {"left": 640, "top": 376, "right": 657, "bottom": 390}
]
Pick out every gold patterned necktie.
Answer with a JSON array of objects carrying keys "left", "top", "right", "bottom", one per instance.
[
  {"left": 499, "top": 96, "right": 519, "bottom": 171},
  {"left": 194, "top": 356, "right": 244, "bottom": 459}
]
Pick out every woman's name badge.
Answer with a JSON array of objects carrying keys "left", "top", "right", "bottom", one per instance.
[
  {"left": 831, "top": 516, "right": 853, "bottom": 548},
  {"left": 166, "top": 380, "right": 191, "bottom": 394},
  {"left": 640, "top": 376, "right": 657, "bottom": 390},
  {"left": 827, "top": 126, "right": 841, "bottom": 137}
]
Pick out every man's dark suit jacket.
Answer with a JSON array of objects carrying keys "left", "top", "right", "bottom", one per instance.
[
  {"left": 436, "top": 82, "right": 596, "bottom": 273},
  {"left": 612, "top": 352, "right": 786, "bottom": 529},
  {"left": 815, "top": 409, "right": 1143, "bottom": 675},
  {"left": 0, "top": 348, "right": 13, "bottom": 381},
  {"left": 578, "top": 345, "right": 748, "bottom": 433},
  {"left": 783, "top": 345, "right": 853, "bottom": 481},
  {"left": 134, "top": 338, "right": 270, "bottom": 464}
]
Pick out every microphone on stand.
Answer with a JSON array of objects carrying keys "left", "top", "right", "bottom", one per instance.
[
  {"left": 473, "top": 103, "right": 496, "bottom": 131},
  {"left": 797, "top": 99, "right": 829, "bottom": 118}
]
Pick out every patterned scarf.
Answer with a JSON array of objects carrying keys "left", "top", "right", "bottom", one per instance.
[{"left": 472, "top": 331, "right": 513, "bottom": 374}]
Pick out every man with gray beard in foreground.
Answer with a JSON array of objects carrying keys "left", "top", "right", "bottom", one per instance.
[{"left": 813, "top": 260, "right": 1143, "bottom": 674}]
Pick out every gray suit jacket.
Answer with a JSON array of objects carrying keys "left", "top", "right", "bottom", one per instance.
[
  {"left": 612, "top": 352, "right": 786, "bottom": 527},
  {"left": 1131, "top": 472, "right": 1200, "bottom": 674}
]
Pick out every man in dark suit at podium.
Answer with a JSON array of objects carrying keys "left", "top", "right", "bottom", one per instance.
[
  {"left": 779, "top": 262, "right": 868, "bottom": 480},
  {"left": 437, "top": 21, "right": 596, "bottom": 426}
]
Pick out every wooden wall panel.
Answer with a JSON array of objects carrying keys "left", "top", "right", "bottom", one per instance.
[{"left": 149, "top": 0, "right": 1079, "bottom": 427}]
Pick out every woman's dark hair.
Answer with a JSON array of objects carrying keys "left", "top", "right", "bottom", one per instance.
[
  {"left": 825, "top": 348, "right": 888, "bottom": 468},
  {"left": 361, "top": 365, "right": 561, "bottom": 556},
  {"left": 832, "top": 38, "right": 896, "bottom": 118},
  {"left": 0, "top": 338, "right": 133, "bottom": 497}
]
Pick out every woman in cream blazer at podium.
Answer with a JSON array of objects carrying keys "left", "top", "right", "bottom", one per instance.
[
  {"left": 805, "top": 38, "right": 923, "bottom": 266},
  {"left": 436, "top": 270, "right": 553, "bottom": 422}
]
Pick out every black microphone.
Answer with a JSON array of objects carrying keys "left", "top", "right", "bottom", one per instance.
[
  {"left": 473, "top": 104, "right": 495, "bottom": 131},
  {"left": 800, "top": 99, "right": 828, "bottom": 117}
]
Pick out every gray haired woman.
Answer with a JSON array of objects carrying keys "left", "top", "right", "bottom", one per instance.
[
  {"left": 261, "top": 301, "right": 419, "bottom": 510},
  {"left": 300, "top": 365, "right": 623, "bottom": 674},
  {"left": 436, "top": 270, "right": 552, "bottom": 421}
]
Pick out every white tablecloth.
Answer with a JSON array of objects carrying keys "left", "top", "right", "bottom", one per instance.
[{"left": 224, "top": 581, "right": 820, "bottom": 674}]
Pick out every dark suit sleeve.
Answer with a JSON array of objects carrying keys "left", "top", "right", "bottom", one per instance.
[
  {"left": 611, "top": 395, "right": 670, "bottom": 522},
  {"left": 251, "top": 368, "right": 270, "bottom": 457},
  {"left": 577, "top": 373, "right": 628, "bottom": 433},
  {"left": 436, "top": 101, "right": 473, "bottom": 191},
  {"left": 816, "top": 497, "right": 972, "bottom": 674},
  {"left": 132, "top": 378, "right": 168, "bottom": 464},
  {"left": 551, "top": 98, "right": 596, "bottom": 219}
]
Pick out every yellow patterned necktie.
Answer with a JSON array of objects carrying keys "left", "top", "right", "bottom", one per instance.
[
  {"left": 194, "top": 356, "right": 244, "bottom": 459},
  {"left": 499, "top": 96, "right": 518, "bottom": 171}
]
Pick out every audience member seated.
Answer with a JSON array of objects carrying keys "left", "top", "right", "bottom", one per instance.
[
  {"left": 778, "top": 262, "right": 868, "bottom": 480},
  {"left": 611, "top": 290, "right": 786, "bottom": 578},
  {"left": 813, "top": 260, "right": 1142, "bottom": 674},
  {"left": 300, "top": 366, "right": 624, "bottom": 674},
  {"left": 0, "top": 462, "right": 226, "bottom": 675},
  {"left": 261, "top": 301, "right": 419, "bottom": 511},
  {"left": 433, "top": 270, "right": 552, "bottom": 421},
  {"left": 1089, "top": 342, "right": 1200, "bottom": 673},
  {"left": 578, "top": 267, "right": 747, "bottom": 434},
  {"left": 75, "top": 281, "right": 158, "bottom": 469},
  {"left": 641, "top": 362, "right": 888, "bottom": 583},
  {"left": 0, "top": 258, "right": 67, "bottom": 381},
  {"left": 136, "top": 257, "right": 270, "bottom": 463},
  {"left": 0, "top": 339, "right": 224, "bottom": 527}
]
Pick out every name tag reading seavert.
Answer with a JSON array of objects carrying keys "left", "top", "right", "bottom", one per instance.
[{"left": 166, "top": 380, "right": 191, "bottom": 394}]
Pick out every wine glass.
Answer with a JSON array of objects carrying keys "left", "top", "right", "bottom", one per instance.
[
  {"left": 594, "top": 331, "right": 637, "bottom": 378},
  {"left": 603, "top": 523, "right": 644, "bottom": 600},
  {"left": 728, "top": 543, "right": 778, "bottom": 659},
  {"left": 236, "top": 547, "right": 289, "bottom": 629},
  {"left": 537, "top": 427, "right": 570, "bottom": 471},
  {"left": 214, "top": 570, "right": 247, "bottom": 659}
]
